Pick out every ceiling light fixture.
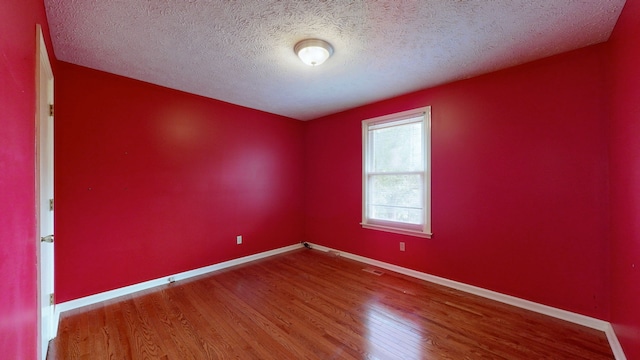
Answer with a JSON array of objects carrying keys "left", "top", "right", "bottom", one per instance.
[{"left": 294, "top": 39, "right": 334, "bottom": 66}]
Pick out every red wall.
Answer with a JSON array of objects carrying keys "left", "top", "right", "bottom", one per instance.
[
  {"left": 608, "top": 0, "right": 640, "bottom": 357},
  {"left": 48, "top": 3, "right": 639, "bottom": 357},
  {"left": 0, "top": 1, "right": 54, "bottom": 358},
  {"left": 55, "top": 63, "right": 305, "bottom": 302},
  {"left": 305, "top": 45, "right": 610, "bottom": 319}
]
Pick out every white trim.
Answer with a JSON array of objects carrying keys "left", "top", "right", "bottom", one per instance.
[
  {"left": 363, "top": 107, "right": 429, "bottom": 126},
  {"left": 605, "top": 323, "right": 628, "bottom": 360},
  {"left": 362, "top": 106, "right": 432, "bottom": 237},
  {"left": 55, "top": 244, "right": 301, "bottom": 322},
  {"left": 52, "top": 304, "right": 60, "bottom": 339},
  {"left": 361, "top": 223, "right": 432, "bottom": 238},
  {"left": 53, "top": 242, "right": 626, "bottom": 359},
  {"left": 36, "top": 24, "right": 56, "bottom": 360},
  {"left": 306, "top": 243, "right": 626, "bottom": 360}
]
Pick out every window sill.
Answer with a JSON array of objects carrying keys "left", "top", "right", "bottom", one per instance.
[{"left": 361, "top": 223, "right": 432, "bottom": 239}]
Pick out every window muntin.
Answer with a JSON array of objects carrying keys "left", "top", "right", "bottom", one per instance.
[{"left": 362, "top": 107, "right": 431, "bottom": 238}]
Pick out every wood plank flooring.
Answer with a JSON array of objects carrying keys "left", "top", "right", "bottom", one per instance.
[{"left": 48, "top": 248, "right": 614, "bottom": 359}]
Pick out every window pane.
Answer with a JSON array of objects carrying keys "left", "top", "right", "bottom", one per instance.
[
  {"left": 369, "top": 174, "right": 423, "bottom": 224},
  {"left": 362, "top": 106, "right": 431, "bottom": 236},
  {"left": 371, "top": 122, "right": 423, "bottom": 173}
]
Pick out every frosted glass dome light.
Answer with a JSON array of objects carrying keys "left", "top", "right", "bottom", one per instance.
[{"left": 294, "top": 39, "right": 334, "bottom": 66}]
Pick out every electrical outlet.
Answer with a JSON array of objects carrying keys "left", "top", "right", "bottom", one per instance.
[
  {"left": 400, "top": 242, "right": 405, "bottom": 251},
  {"left": 236, "top": 235, "right": 242, "bottom": 244}
]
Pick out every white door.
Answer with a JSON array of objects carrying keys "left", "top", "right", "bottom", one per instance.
[{"left": 36, "top": 24, "right": 55, "bottom": 360}]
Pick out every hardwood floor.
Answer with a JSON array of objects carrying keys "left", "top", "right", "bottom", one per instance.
[{"left": 48, "top": 248, "right": 614, "bottom": 359}]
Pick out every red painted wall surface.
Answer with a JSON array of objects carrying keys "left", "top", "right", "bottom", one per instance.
[
  {"left": 0, "top": 1, "right": 54, "bottom": 358},
  {"left": 55, "top": 63, "right": 304, "bottom": 302},
  {"left": 304, "top": 45, "right": 610, "bottom": 319},
  {"left": 608, "top": 0, "right": 640, "bottom": 357}
]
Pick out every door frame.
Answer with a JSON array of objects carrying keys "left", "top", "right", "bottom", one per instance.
[{"left": 36, "top": 24, "right": 55, "bottom": 360}]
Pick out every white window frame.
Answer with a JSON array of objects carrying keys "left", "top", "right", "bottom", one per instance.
[{"left": 361, "top": 106, "right": 432, "bottom": 238}]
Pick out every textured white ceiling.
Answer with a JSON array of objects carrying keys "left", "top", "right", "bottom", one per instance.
[{"left": 45, "top": 0, "right": 626, "bottom": 120}]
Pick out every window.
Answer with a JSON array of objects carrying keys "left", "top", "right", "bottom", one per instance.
[{"left": 361, "top": 106, "right": 431, "bottom": 238}]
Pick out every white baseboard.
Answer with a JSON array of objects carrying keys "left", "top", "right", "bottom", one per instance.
[
  {"left": 306, "top": 243, "right": 627, "bottom": 360},
  {"left": 53, "top": 241, "right": 626, "bottom": 360},
  {"left": 605, "top": 323, "right": 628, "bottom": 360},
  {"left": 54, "top": 244, "right": 302, "bottom": 335}
]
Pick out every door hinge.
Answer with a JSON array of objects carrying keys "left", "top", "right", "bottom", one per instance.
[
  {"left": 49, "top": 104, "right": 54, "bottom": 117},
  {"left": 41, "top": 234, "right": 54, "bottom": 243},
  {"left": 49, "top": 198, "right": 54, "bottom": 211},
  {"left": 49, "top": 293, "right": 55, "bottom": 306}
]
